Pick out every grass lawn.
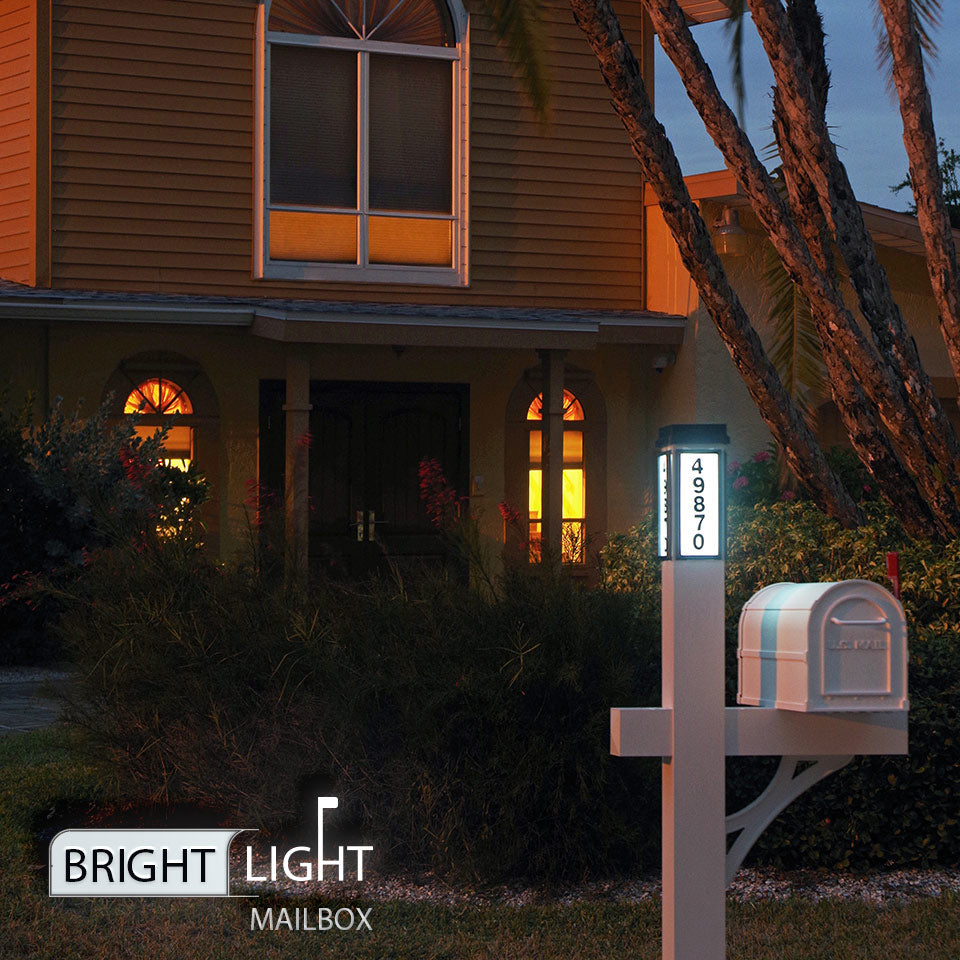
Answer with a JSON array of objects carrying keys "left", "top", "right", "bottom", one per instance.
[{"left": 2, "top": 728, "right": 959, "bottom": 959}]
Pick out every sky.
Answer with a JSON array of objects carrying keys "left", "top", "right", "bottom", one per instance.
[{"left": 653, "top": 1, "right": 960, "bottom": 210}]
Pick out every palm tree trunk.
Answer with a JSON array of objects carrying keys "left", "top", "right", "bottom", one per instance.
[
  {"left": 771, "top": 16, "right": 934, "bottom": 536},
  {"left": 876, "top": 0, "right": 960, "bottom": 401},
  {"left": 565, "top": 0, "right": 862, "bottom": 526},
  {"left": 640, "top": 0, "right": 960, "bottom": 535},
  {"left": 745, "top": 0, "right": 960, "bottom": 507}
]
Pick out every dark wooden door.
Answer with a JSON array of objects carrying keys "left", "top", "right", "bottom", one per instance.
[{"left": 261, "top": 380, "right": 468, "bottom": 577}]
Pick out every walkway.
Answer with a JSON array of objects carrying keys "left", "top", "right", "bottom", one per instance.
[{"left": 0, "top": 668, "right": 68, "bottom": 732}]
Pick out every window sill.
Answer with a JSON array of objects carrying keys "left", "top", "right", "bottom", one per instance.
[{"left": 258, "top": 260, "right": 466, "bottom": 287}]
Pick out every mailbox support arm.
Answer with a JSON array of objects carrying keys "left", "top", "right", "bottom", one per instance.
[{"left": 723, "top": 755, "right": 853, "bottom": 887}]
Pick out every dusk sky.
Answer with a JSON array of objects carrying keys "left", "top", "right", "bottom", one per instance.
[{"left": 654, "top": 2, "right": 960, "bottom": 209}]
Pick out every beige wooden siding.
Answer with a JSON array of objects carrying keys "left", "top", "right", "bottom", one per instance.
[
  {"left": 51, "top": 0, "right": 646, "bottom": 308},
  {"left": 0, "top": 0, "right": 35, "bottom": 285}
]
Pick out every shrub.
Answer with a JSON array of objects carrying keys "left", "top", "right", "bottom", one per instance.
[
  {"left": 59, "top": 479, "right": 960, "bottom": 879},
  {"left": 58, "top": 541, "right": 661, "bottom": 882},
  {"left": 0, "top": 395, "right": 208, "bottom": 665},
  {"left": 56, "top": 541, "right": 316, "bottom": 824},
  {"left": 321, "top": 566, "right": 661, "bottom": 881},
  {"left": 726, "top": 444, "right": 879, "bottom": 508},
  {"left": 601, "top": 499, "right": 960, "bottom": 870}
]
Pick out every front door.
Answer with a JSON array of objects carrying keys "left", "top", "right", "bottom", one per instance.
[{"left": 259, "top": 380, "right": 469, "bottom": 577}]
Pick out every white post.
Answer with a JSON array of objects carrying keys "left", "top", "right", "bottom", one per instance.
[
  {"left": 283, "top": 352, "right": 311, "bottom": 577},
  {"left": 661, "top": 557, "right": 726, "bottom": 960},
  {"left": 656, "top": 423, "right": 729, "bottom": 960}
]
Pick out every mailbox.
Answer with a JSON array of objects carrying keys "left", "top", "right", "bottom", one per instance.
[{"left": 738, "top": 580, "right": 907, "bottom": 712}]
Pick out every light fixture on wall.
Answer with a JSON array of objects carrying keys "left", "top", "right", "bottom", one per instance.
[
  {"left": 653, "top": 352, "right": 677, "bottom": 374},
  {"left": 712, "top": 206, "right": 747, "bottom": 257}
]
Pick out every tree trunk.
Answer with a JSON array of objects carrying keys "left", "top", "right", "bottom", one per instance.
[
  {"left": 640, "top": 0, "right": 960, "bottom": 535},
  {"left": 565, "top": 0, "right": 862, "bottom": 527},
  {"left": 771, "top": 3, "right": 934, "bottom": 537},
  {"left": 876, "top": 0, "right": 960, "bottom": 402},
  {"left": 746, "top": 0, "right": 960, "bottom": 511}
]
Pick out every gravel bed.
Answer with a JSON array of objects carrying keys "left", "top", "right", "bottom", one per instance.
[{"left": 231, "top": 848, "right": 960, "bottom": 906}]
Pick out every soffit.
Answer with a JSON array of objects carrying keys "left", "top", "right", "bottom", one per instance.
[{"left": 676, "top": 0, "right": 733, "bottom": 24}]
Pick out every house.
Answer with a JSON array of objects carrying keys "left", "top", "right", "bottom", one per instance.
[{"left": 0, "top": 0, "right": 953, "bottom": 575}]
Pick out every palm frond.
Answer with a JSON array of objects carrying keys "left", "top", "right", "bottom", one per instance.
[
  {"left": 761, "top": 240, "right": 826, "bottom": 429},
  {"left": 485, "top": 0, "right": 550, "bottom": 121},
  {"left": 874, "top": 0, "right": 941, "bottom": 92},
  {"left": 723, "top": 0, "right": 747, "bottom": 125}
]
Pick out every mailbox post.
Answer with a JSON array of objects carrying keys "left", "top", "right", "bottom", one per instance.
[
  {"left": 656, "top": 424, "right": 729, "bottom": 960},
  {"left": 612, "top": 425, "right": 909, "bottom": 960}
]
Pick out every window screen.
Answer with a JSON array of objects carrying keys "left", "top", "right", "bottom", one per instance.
[
  {"left": 369, "top": 54, "right": 452, "bottom": 213},
  {"left": 270, "top": 44, "right": 357, "bottom": 207}
]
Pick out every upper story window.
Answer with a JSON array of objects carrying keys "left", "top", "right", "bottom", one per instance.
[{"left": 255, "top": 0, "right": 468, "bottom": 286}]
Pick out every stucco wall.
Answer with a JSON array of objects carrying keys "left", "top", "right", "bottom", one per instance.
[{"left": 644, "top": 199, "right": 956, "bottom": 463}]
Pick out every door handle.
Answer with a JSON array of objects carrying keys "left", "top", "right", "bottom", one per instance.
[
  {"left": 367, "top": 511, "right": 388, "bottom": 541},
  {"left": 355, "top": 511, "right": 388, "bottom": 541}
]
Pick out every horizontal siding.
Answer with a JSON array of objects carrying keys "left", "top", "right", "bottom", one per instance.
[
  {"left": 51, "top": 0, "right": 646, "bottom": 309},
  {"left": 0, "top": 0, "right": 33, "bottom": 285}
]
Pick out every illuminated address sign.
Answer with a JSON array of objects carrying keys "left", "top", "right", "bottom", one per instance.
[
  {"left": 658, "top": 453, "right": 670, "bottom": 558},
  {"left": 678, "top": 452, "right": 720, "bottom": 557},
  {"left": 656, "top": 424, "right": 728, "bottom": 560}
]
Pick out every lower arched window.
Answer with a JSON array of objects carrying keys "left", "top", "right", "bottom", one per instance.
[
  {"left": 123, "top": 377, "right": 194, "bottom": 471},
  {"left": 527, "top": 388, "right": 586, "bottom": 564}
]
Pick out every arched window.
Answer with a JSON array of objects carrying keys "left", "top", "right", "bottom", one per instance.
[
  {"left": 505, "top": 370, "right": 607, "bottom": 573},
  {"left": 123, "top": 378, "right": 194, "bottom": 471},
  {"left": 256, "top": 0, "right": 468, "bottom": 285},
  {"left": 526, "top": 388, "right": 586, "bottom": 564}
]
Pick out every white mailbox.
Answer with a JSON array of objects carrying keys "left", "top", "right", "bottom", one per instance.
[{"left": 738, "top": 580, "right": 908, "bottom": 712}]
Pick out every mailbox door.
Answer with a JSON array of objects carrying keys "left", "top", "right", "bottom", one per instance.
[{"left": 821, "top": 596, "right": 892, "bottom": 698}]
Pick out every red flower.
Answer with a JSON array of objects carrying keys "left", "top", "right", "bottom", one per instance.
[
  {"left": 780, "top": 489, "right": 796, "bottom": 502},
  {"left": 418, "top": 458, "right": 463, "bottom": 528},
  {"left": 118, "top": 443, "right": 153, "bottom": 488},
  {"left": 498, "top": 501, "right": 521, "bottom": 525},
  {"left": 752, "top": 450, "right": 772, "bottom": 463},
  {"left": 733, "top": 476, "right": 749, "bottom": 490}
]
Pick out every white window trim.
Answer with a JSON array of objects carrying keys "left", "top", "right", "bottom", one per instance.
[{"left": 254, "top": 0, "right": 470, "bottom": 286}]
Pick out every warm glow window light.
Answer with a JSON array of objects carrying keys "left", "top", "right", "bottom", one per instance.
[
  {"left": 123, "top": 378, "right": 194, "bottom": 471},
  {"left": 527, "top": 389, "right": 585, "bottom": 563}
]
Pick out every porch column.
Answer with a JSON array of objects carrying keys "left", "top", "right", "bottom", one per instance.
[
  {"left": 283, "top": 352, "right": 311, "bottom": 577},
  {"left": 538, "top": 349, "right": 566, "bottom": 563}
]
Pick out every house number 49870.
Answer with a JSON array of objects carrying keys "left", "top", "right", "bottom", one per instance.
[{"left": 679, "top": 452, "right": 719, "bottom": 557}]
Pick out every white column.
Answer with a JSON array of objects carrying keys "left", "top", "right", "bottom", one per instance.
[
  {"left": 538, "top": 349, "right": 566, "bottom": 562},
  {"left": 661, "top": 558, "right": 726, "bottom": 960},
  {"left": 283, "top": 352, "right": 311, "bottom": 577}
]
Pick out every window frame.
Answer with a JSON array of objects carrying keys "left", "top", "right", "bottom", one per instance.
[
  {"left": 254, "top": 0, "right": 470, "bottom": 286},
  {"left": 526, "top": 389, "right": 587, "bottom": 565},
  {"left": 504, "top": 368, "right": 608, "bottom": 574}
]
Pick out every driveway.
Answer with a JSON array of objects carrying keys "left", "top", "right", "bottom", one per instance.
[{"left": 0, "top": 668, "right": 69, "bottom": 732}]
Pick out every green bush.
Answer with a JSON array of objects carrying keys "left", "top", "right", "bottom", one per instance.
[
  {"left": 0, "top": 395, "right": 208, "bottom": 665},
  {"left": 725, "top": 444, "right": 878, "bottom": 508},
  {"left": 58, "top": 544, "right": 661, "bottom": 882},
  {"left": 321, "top": 567, "right": 661, "bottom": 881},
  {"left": 58, "top": 479, "right": 960, "bottom": 879},
  {"left": 601, "top": 499, "right": 960, "bottom": 870}
]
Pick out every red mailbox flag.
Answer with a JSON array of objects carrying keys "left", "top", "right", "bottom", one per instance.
[{"left": 886, "top": 551, "right": 901, "bottom": 600}]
